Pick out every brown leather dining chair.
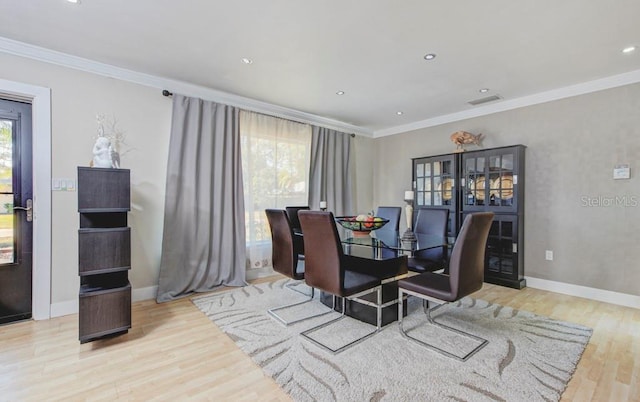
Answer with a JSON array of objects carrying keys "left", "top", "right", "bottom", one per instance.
[
  {"left": 285, "top": 206, "right": 309, "bottom": 233},
  {"left": 408, "top": 208, "right": 450, "bottom": 273},
  {"left": 265, "top": 209, "right": 328, "bottom": 326},
  {"left": 298, "top": 210, "right": 383, "bottom": 354},
  {"left": 285, "top": 205, "right": 309, "bottom": 260},
  {"left": 397, "top": 212, "right": 494, "bottom": 361}
]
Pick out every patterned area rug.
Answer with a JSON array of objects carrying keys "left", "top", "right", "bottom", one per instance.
[{"left": 192, "top": 279, "right": 591, "bottom": 401}]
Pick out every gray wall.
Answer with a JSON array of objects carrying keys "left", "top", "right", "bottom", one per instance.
[{"left": 374, "top": 83, "right": 640, "bottom": 296}]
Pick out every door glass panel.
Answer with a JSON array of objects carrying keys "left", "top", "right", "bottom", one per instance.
[
  {"left": 424, "top": 163, "right": 431, "bottom": 177},
  {"left": 441, "top": 176, "right": 453, "bottom": 204},
  {"left": 416, "top": 178, "right": 424, "bottom": 191},
  {"left": 416, "top": 163, "right": 424, "bottom": 177},
  {"left": 502, "top": 221, "right": 513, "bottom": 237},
  {"left": 433, "top": 191, "right": 443, "bottom": 206},
  {"left": 465, "top": 158, "right": 475, "bottom": 173},
  {"left": 476, "top": 157, "right": 485, "bottom": 173},
  {"left": 433, "top": 162, "right": 441, "bottom": 176},
  {"left": 490, "top": 155, "right": 500, "bottom": 170},
  {"left": 0, "top": 119, "right": 14, "bottom": 264},
  {"left": 417, "top": 191, "right": 424, "bottom": 206},
  {"left": 502, "top": 154, "right": 513, "bottom": 170},
  {"left": 442, "top": 160, "right": 451, "bottom": 174}
]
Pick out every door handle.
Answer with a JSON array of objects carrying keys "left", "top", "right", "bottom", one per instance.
[{"left": 13, "top": 199, "right": 33, "bottom": 222}]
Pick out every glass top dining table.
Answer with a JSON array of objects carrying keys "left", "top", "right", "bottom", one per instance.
[{"left": 340, "top": 229, "right": 448, "bottom": 260}]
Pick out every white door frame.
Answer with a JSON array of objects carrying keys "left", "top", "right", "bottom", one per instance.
[{"left": 0, "top": 78, "right": 52, "bottom": 320}]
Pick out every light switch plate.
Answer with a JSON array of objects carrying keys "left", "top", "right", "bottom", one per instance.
[
  {"left": 613, "top": 164, "right": 630, "bottom": 180},
  {"left": 66, "top": 179, "right": 76, "bottom": 191},
  {"left": 52, "top": 178, "right": 76, "bottom": 191}
]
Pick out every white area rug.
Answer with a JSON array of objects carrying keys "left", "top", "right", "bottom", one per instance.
[{"left": 192, "top": 279, "right": 591, "bottom": 401}]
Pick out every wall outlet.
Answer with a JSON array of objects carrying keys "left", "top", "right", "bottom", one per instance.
[{"left": 545, "top": 250, "right": 554, "bottom": 261}]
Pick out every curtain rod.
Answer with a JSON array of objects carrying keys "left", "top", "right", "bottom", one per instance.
[{"left": 161, "top": 89, "right": 355, "bottom": 137}]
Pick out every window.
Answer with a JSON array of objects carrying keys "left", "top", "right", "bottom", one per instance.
[{"left": 240, "top": 111, "right": 311, "bottom": 269}]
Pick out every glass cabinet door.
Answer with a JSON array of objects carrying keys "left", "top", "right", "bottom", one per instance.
[
  {"left": 412, "top": 154, "right": 459, "bottom": 240},
  {"left": 414, "top": 157, "right": 455, "bottom": 207},
  {"left": 462, "top": 146, "right": 521, "bottom": 213},
  {"left": 462, "top": 155, "right": 486, "bottom": 208},
  {"left": 488, "top": 152, "right": 515, "bottom": 207}
]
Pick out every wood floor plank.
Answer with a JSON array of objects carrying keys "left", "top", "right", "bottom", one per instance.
[{"left": 0, "top": 276, "right": 638, "bottom": 401}]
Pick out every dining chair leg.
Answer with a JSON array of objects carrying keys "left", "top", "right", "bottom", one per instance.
[
  {"left": 268, "top": 287, "right": 333, "bottom": 326},
  {"left": 300, "top": 286, "right": 382, "bottom": 354},
  {"left": 285, "top": 280, "right": 312, "bottom": 297},
  {"left": 397, "top": 288, "right": 489, "bottom": 362}
]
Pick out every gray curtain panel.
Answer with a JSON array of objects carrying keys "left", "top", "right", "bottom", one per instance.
[
  {"left": 308, "top": 126, "right": 354, "bottom": 216},
  {"left": 156, "top": 95, "right": 246, "bottom": 302}
]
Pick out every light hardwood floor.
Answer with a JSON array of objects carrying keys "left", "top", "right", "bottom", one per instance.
[{"left": 1, "top": 277, "right": 638, "bottom": 401}]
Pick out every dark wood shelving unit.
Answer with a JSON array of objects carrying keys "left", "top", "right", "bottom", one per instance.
[
  {"left": 77, "top": 167, "right": 131, "bottom": 343},
  {"left": 412, "top": 145, "right": 526, "bottom": 289}
]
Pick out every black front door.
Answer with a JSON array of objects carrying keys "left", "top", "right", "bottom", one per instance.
[{"left": 0, "top": 98, "right": 33, "bottom": 324}]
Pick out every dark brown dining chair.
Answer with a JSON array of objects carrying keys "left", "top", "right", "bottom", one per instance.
[
  {"left": 285, "top": 205, "right": 309, "bottom": 259},
  {"left": 397, "top": 212, "right": 494, "bottom": 361},
  {"left": 375, "top": 206, "right": 401, "bottom": 232},
  {"left": 408, "top": 208, "right": 450, "bottom": 273},
  {"left": 375, "top": 206, "right": 402, "bottom": 259},
  {"left": 265, "top": 209, "right": 328, "bottom": 326},
  {"left": 298, "top": 210, "right": 383, "bottom": 354}
]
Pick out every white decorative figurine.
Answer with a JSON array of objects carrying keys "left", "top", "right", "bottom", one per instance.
[
  {"left": 92, "top": 137, "right": 114, "bottom": 168},
  {"left": 93, "top": 113, "right": 128, "bottom": 168}
]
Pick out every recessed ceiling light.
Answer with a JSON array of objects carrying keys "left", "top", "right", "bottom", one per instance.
[
  {"left": 396, "top": 111, "right": 403, "bottom": 115},
  {"left": 336, "top": 91, "right": 345, "bottom": 95},
  {"left": 622, "top": 46, "right": 636, "bottom": 54},
  {"left": 241, "top": 58, "right": 253, "bottom": 64},
  {"left": 67, "top": 0, "right": 80, "bottom": 3},
  {"left": 479, "top": 88, "right": 490, "bottom": 93},
  {"left": 424, "top": 53, "right": 436, "bottom": 60}
]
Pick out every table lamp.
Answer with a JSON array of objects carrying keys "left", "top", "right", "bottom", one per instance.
[{"left": 402, "top": 190, "right": 416, "bottom": 241}]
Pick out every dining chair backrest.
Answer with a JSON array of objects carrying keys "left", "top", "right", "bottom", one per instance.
[
  {"left": 448, "top": 212, "right": 494, "bottom": 299},
  {"left": 265, "top": 209, "right": 302, "bottom": 280},
  {"left": 375, "top": 206, "right": 401, "bottom": 232},
  {"left": 413, "top": 208, "right": 449, "bottom": 260},
  {"left": 285, "top": 206, "right": 309, "bottom": 232},
  {"left": 298, "top": 210, "right": 344, "bottom": 293}
]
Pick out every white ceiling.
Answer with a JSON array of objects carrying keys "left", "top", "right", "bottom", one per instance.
[{"left": 1, "top": 0, "right": 639, "bottom": 136}]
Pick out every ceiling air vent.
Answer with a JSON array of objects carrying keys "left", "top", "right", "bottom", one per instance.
[{"left": 468, "top": 95, "right": 502, "bottom": 106}]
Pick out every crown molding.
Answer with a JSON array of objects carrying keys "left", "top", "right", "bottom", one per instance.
[
  {"left": 4, "top": 36, "right": 639, "bottom": 140},
  {"left": 374, "top": 68, "right": 640, "bottom": 138},
  {"left": 0, "top": 37, "right": 373, "bottom": 137}
]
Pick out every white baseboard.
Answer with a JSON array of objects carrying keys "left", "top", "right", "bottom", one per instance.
[
  {"left": 49, "top": 285, "right": 159, "bottom": 318},
  {"left": 246, "top": 266, "right": 275, "bottom": 282},
  {"left": 525, "top": 276, "right": 640, "bottom": 309},
  {"left": 132, "top": 285, "right": 158, "bottom": 303},
  {"left": 50, "top": 299, "right": 78, "bottom": 318}
]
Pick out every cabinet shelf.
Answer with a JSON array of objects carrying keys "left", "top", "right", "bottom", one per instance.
[
  {"left": 80, "top": 281, "right": 131, "bottom": 296},
  {"left": 79, "top": 265, "right": 130, "bottom": 277}
]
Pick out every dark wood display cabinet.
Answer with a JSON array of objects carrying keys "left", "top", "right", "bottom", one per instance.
[
  {"left": 411, "top": 145, "right": 526, "bottom": 289},
  {"left": 77, "top": 167, "right": 131, "bottom": 343}
]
